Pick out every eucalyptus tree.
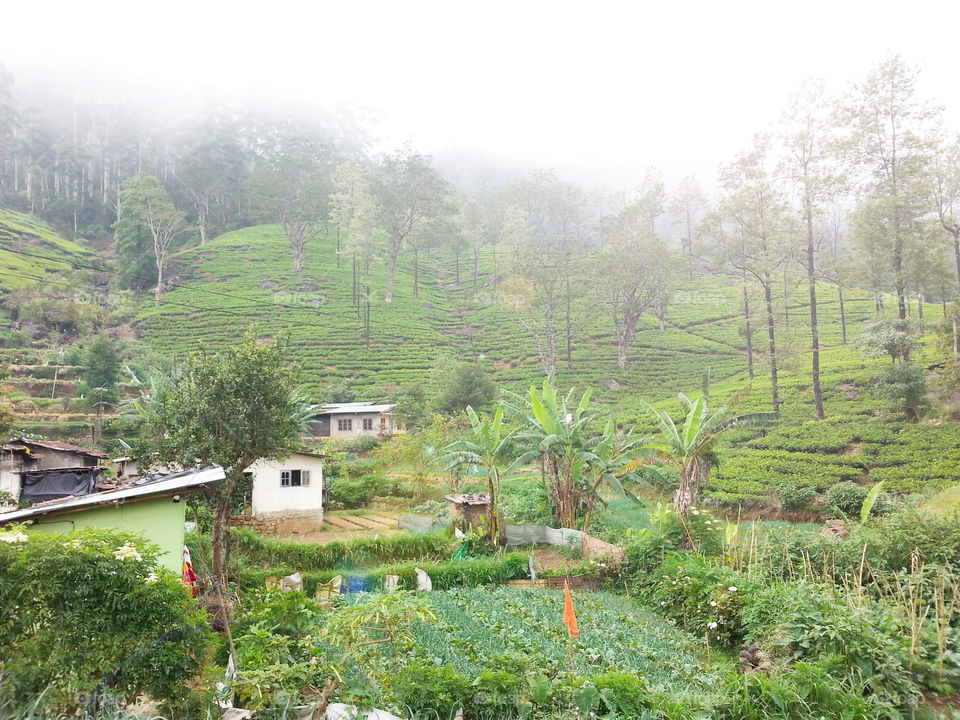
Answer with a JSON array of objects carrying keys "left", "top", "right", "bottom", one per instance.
[
  {"left": 501, "top": 172, "right": 591, "bottom": 375},
  {"left": 716, "top": 133, "right": 794, "bottom": 413},
  {"left": 173, "top": 133, "right": 246, "bottom": 245},
  {"left": 638, "top": 391, "right": 777, "bottom": 516},
  {"left": 330, "top": 160, "right": 384, "bottom": 329},
  {"left": 115, "top": 174, "right": 185, "bottom": 304},
  {"left": 439, "top": 406, "right": 514, "bottom": 542},
  {"left": 669, "top": 175, "right": 708, "bottom": 265},
  {"left": 599, "top": 203, "right": 672, "bottom": 369},
  {"left": 779, "top": 79, "right": 840, "bottom": 420},
  {"left": 247, "top": 136, "right": 331, "bottom": 274},
  {"left": 932, "top": 133, "right": 960, "bottom": 291},
  {"left": 839, "top": 54, "right": 941, "bottom": 319},
  {"left": 372, "top": 147, "right": 451, "bottom": 303}
]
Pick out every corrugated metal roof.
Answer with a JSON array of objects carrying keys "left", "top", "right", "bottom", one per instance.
[
  {"left": 319, "top": 403, "right": 395, "bottom": 415},
  {"left": 0, "top": 465, "right": 226, "bottom": 524},
  {"left": 9, "top": 438, "right": 108, "bottom": 459}
]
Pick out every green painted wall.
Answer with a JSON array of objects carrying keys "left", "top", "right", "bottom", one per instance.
[{"left": 28, "top": 498, "right": 186, "bottom": 572}]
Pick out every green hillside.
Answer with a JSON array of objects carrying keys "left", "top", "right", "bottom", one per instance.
[
  {"left": 0, "top": 209, "right": 95, "bottom": 293},
  {"left": 1, "top": 218, "right": 957, "bottom": 511},
  {"left": 139, "top": 223, "right": 881, "bottom": 401}
]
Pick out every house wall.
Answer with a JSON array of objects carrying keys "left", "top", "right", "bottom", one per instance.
[
  {"left": 0, "top": 455, "right": 25, "bottom": 502},
  {"left": 328, "top": 412, "right": 395, "bottom": 439},
  {"left": 249, "top": 455, "right": 325, "bottom": 519},
  {"left": 31, "top": 448, "right": 98, "bottom": 470},
  {"left": 26, "top": 498, "right": 186, "bottom": 572}
]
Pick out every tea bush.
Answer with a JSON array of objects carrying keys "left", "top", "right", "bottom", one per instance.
[
  {"left": 0, "top": 527, "right": 209, "bottom": 714},
  {"left": 824, "top": 481, "right": 870, "bottom": 516}
]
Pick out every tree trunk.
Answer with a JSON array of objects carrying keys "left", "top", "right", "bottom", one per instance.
[
  {"left": 804, "top": 202, "right": 824, "bottom": 420},
  {"left": 763, "top": 276, "right": 780, "bottom": 413},
  {"left": 197, "top": 209, "right": 208, "bottom": 245},
  {"left": 385, "top": 245, "right": 399, "bottom": 303},
  {"left": 953, "top": 237, "right": 960, "bottom": 292},
  {"left": 917, "top": 292, "right": 924, "bottom": 321},
  {"left": 565, "top": 277, "right": 572, "bottom": 370},
  {"left": 743, "top": 273, "right": 754, "bottom": 380},
  {"left": 839, "top": 286, "right": 847, "bottom": 344},
  {"left": 211, "top": 498, "right": 231, "bottom": 590},
  {"left": 413, "top": 246, "right": 419, "bottom": 298}
]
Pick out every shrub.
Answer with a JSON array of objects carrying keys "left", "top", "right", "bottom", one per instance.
[
  {"left": 873, "top": 362, "right": 928, "bottom": 419},
  {"left": 636, "top": 553, "right": 749, "bottom": 649},
  {"left": 713, "top": 659, "right": 897, "bottom": 720},
  {"left": 824, "top": 481, "right": 869, "bottom": 516},
  {"left": 777, "top": 484, "right": 817, "bottom": 513},
  {"left": 330, "top": 476, "right": 375, "bottom": 507},
  {"left": 0, "top": 527, "right": 210, "bottom": 714}
]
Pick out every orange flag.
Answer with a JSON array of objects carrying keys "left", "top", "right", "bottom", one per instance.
[{"left": 563, "top": 580, "right": 579, "bottom": 638}]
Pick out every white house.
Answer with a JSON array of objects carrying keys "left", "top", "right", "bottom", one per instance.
[
  {"left": 310, "top": 402, "right": 403, "bottom": 440},
  {"left": 244, "top": 450, "right": 326, "bottom": 527}
]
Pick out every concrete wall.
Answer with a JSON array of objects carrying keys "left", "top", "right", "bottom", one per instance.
[
  {"left": 0, "top": 455, "right": 24, "bottom": 502},
  {"left": 31, "top": 448, "right": 98, "bottom": 470},
  {"left": 249, "top": 454, "right": 325, "bottom": 519},
  {"left": 27, "top": 497, "right": 186, "bottom": 572},
  {"left": 327, "top": 412, "right": 390, "bottom": 439}
]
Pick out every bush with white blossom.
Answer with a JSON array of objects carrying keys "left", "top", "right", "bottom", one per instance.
[{"left": 0, "top": 526, "right": 210, "bottom": 714}]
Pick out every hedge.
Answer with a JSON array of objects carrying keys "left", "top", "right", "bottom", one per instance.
[
  {"left": 230, "top": 527, "right": 455, "bottom": 571},
  {"left": 237, "top": 553, "right": 530, "bottom": 594}
]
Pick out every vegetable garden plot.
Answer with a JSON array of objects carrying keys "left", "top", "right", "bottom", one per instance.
[{"left": 392, "top": 586, "right": 721, "bottom": 701}]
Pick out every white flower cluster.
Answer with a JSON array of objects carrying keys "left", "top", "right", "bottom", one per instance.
[
  {"left": 0, "top": 530, "right": 28, "bottom": 543},
  {"left": 144, "top": 572, "right": 160, "bottom": 584},
  {"left": 113, "top": 542, "right": 142, "bottom": 562}
]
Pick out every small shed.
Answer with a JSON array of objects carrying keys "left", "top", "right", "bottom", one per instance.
[
  {"left": 445, "top": 493, "right": 492, "bottom": 532},
  {"left": 0, "top": 466, "right": 225, "bottom": 571}
]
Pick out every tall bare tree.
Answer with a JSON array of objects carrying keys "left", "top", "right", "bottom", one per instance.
[
  {"left": 779, "top": 79, "right": 840, "bottom": 420},
  {"left": 717, "top": 134, "right": 794, "bottom": 413},
  {"left": 247, "top": 137, "right": 331, "bottom": 274},
  {"left": 599, "top": 206, "right": 672, "bottom": 369},
  {"left": 115, "top": 175, "right": 184, "bottom": 305},
  {"left": 372, "top": 147, "right": 450, "bottom": 303},
  {"left": 932, "top": 132, "right": 960, "bottom": 292},
  {"left": 669, "top": 175, "right": 708, "bottom": 264},
  {"left": 839, "top": 54, "right": 940, "bottom": 319}
]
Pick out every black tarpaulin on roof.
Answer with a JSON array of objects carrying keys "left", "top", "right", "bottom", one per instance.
[{"left": 20, "top": 468, "right": 104, "bottom": 504}]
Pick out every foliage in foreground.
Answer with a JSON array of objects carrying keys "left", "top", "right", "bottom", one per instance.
[{"left": 0, "top": 527, "right": 210, "bottom": 714}]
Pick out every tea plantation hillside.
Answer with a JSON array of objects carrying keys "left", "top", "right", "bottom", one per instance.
[{"left": 140, "top": 223, "right": 887, "bottom": 402}]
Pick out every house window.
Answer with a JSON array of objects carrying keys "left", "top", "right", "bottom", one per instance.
[
  {"left": 280, "top": 469, "right": 311, "bottom": 487},
  {"left": 337, "top": 418, "right": 353, "bottom": 431},
  {"left": 362, "top": 418, "right": 374, "bottom": 431}
]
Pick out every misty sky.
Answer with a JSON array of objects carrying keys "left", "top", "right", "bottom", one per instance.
[{"left": 4, "top": 0, "right": 958, "bottom": 191}]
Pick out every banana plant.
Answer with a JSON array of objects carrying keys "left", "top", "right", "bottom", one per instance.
[
  {"left": 639, "top": 392, "right": 777, "bottom": 515},
  {"left": 503, "top": 380, "right": 652, "bottom": 530},
  {"left": 439, "top": 405, "right": 514, "bottom": 543}
]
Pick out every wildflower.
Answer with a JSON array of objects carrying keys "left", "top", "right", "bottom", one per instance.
[
  {"left": 660, "top": 601, "right": 666, "bottom": 606},
  {"left": 64, "top": 538, "right": 83, "bottom": 549},
  {"left": 113, "top": 543, "right": 142, "bottom": 562},
  {"left": 0, "top": 531, "right": 28, "bottom": 543},
  {"left": 710, "top": 600, "right": 717, "bottom": 607},
  {"left": 691, "top": 509, "right": 700, "bottom": 515},
  {"left": 144, "top": 572, "right": 160, "bottom": 584},
  {"left": 707, "top": 622, "right": 718, "bottom": 629},
  {"left": 728, "top": 586, "right": 738, "bottom": 592},
  {"left": 310, "top": 657, "right": 318, "bottom": 665}
]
